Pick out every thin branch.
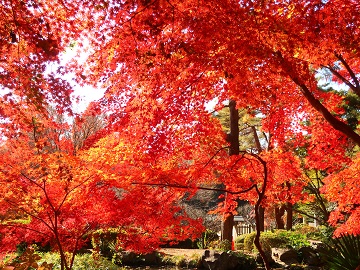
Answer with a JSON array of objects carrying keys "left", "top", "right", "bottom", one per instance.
[
  {"left": 183, "top": 72, "right": 205, "bottom": 92},
  {"left": 3, "top": 198, "right": 55, "bottom": 233},
  {"left": 0, "top": 223, "right": 52, "bottom": 238},
  {"left": 277, "top": 53, "right": 360, "bottom": 146},
  {"left": 324, "top": 64, "right": 360, "bottom": 96},
  {"left": 131, "top": 182, "right": 257, "bottom": 195},
  {"left": 56, "top": 170, "right": 98, "bottom": 212},
  {"left": 292, "top": 208, "right": 323, "bottom": 223},
  {"left": 335, "top": 53, "right": 360, "bottom": 92},
  {"left": 69, "top": 226, "right": 92, "bottom": 270},
  {"left": 202, "top": 146, "right": 229, "bottom": 169},
  {"left": 230, "top": 152, "right": 249, "bottom": 169},
  {"left": 122, "top": 0, "right": 159, "bottom": 29},
  {"left": 18, "top": 170, "right": 58, "bottom": 215}
]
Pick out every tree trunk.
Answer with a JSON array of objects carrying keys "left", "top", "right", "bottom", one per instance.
[
  {"left": 221, "top": 214, "right": 234, "bottom": 242},
  {"left": 275, "top": 206, "right": 285, "bottom": 229},
  {"left": 254, "top": 202, "right": 270, "bottom": 270},
  {"left": 228, "top": 100, "right": 240, "bottom": 156},
  {"left": 253, "top": 156, "right": 270, "bottom": 270},
  {"left": 258, "top": 206, "right": 265, "bottom": 231},
  {"left": 221, "top": 100, "right": 240, "bottom": 243},
  {"left": 286, "top": 203, "right": 293, "bottom": 230}
]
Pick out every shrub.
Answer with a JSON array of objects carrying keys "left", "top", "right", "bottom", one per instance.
[
  {"left": 161, "top": 253, "right": 201, "bottom": 268},
  {"left": 196, "top": 229, "right": 219, "bottom": 249},
  {"left": 0, "top": 253, "right": 17, "bottom": 268},
  {"left": 235, "top": 234, "right": 247, "bottom": 250},
  {"left": 243, "top": 232, "right": 257, "bottom": 252},
  {"left": 217, "top": 240, "right": 232, "bottom": 252},
  {"left": 320, "top": 234, "right": 360, "bottom": 270},
  {"left": 188, "top": 252, "right": 202, "bottom": 267},
  {"left": 293, "top": 224, "right": 334, "bottom": 243},
  {"left": 38, "top": 252, "right": 60, "bottom": 268},
  {"left": 169, "top": 255, "right": 187, "bottom": 267},
  {"left": 39, "top": 252, "right": 121, "bottom": 270},
  {"left": 273, "top": 230, "right": 309, "bottom": 249},
  {"left": 260, "top": 231, "right": 288, "bottom": 253},
  {"left": 207, "top": 239, "right": 220, "bottom": 249},
  {"left": 3, "top": 248, "right": 53, "bottom": 270},
  {"left": 91, "top": 228, "right": 119, "bottom": 259},
  {"left": 241, "top": 230, "right": 310, "bottom": 253}
]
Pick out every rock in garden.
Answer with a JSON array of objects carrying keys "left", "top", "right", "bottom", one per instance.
[{"left": 272, "top": 248, "right": 299, "bottom": 265}]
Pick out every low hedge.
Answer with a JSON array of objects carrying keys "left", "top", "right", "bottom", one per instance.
[{"left": 238, "top": 230, "right": 310, "bottom": 253}]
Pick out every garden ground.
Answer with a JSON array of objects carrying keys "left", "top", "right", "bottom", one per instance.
[{"left": 159, "top": 248, "right": 206, "bottom": 258}]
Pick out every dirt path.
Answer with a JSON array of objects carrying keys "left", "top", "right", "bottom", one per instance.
[{"left": 159, "top": 248, "right": 206, "bottom": 258}]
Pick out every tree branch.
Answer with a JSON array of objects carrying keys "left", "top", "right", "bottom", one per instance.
[
  {"left": 324, "top": 64, "right": 360, "bottom": 96},
  {"left": 202, "top": 146, "right": 229, "bottom": 168},
  {"left": 292, "top": 208, "right": 323, "bottom": 224},
  {"left": 3, "top": 198, "right": 55, "bottom": 233},
  {"left": 131, "top": 181, "right": 257, "bottom": 195},
  {"left": 0, "top": 223, "right": 52, "bottom": 238},
  {"left": 335, "top": 53, "right": 360, "bottom": 94},
  {"left": 277, "top": 53, "right": 360, "bottom": 146}
]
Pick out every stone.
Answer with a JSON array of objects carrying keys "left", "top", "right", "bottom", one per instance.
[
  {"left": 255, "top": 251, "right": 275, "bottom": 266},
  {"left": 200, "top": 250, "right": 256, "bottom": 270},
  {"left": 143, "top": 252, "right": 161, "bottom": 265},
  {"left": 298, "top": 246, "right": 321, "bottom": 266},
  {"left": 272, "top": 248, "right": 299, "bottom": 265},
  {"left": 118, "top": 251, "right": 160, "bottom": 265},
  {"left": 119, "top": 251, "right": 139, "bottom": 265}
]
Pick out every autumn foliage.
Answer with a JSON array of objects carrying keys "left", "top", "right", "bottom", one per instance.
[
  {"left": 1, "top": 0, "right": 360, "bottom": 268},
  {"left": 0, "top": 108, "right": 204, "bottom": 269}
]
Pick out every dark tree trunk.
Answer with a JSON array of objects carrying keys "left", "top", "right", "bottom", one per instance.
[
  {"left": 253, "top": 156, "right": 270, "bottom": 270},
  {"left": 221, "top": 100, "right": 239, "bottom": 243},
  {"left": 221, "top": 214, "right": 234, "bottom": 242},
  {"left": 228, "top": 100, "right": 240, "bottom": 156},
  {"left": 258, "top": 206, "right": 265, "bottom": 231},
  {"left": 251, "top": 126, "right": 266, "bottom": 232},
  {"left": 275, "top": 203, "right": 293, "bottom": 230},
  {"left": 286, "top": 203, "right": 293, "bottom": 230},
  {"left": 275, "top": 206, "right": 286, "bottom": 229}
]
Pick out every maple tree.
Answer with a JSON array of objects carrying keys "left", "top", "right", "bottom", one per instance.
[
  {"left": 74, "top": 0, "right": 360, "bottom": 237},
  {"left": 2, "top": 1, "right": 360, "bottom": 269},
  {"left": 0, "top": 106, "right": 204, "bottom": 269}
]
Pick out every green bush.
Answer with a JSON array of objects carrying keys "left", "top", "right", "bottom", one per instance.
[
  {"left": 317, "top": 226, "right": 335, "bottom": 244},
  {"left": 235, "top": 234, "right": 247, "bottom": 244},
  {"left": 39, "top": 252, "right": 121, "bottom": 270},
  {"left": 38, "top": 252, "right": 61, "bottom": 268},
  {"left": 320, "top": 234, "right": 360, "bottom": 270},
  {"left": 161, "top": 253, "right": 201, "bottom": 268},
  {"left": 260, "top": 231, "right": 288, "bottom": 253},
  {"left": 163, "top": 255, "right": 187, "bottom": 267},
  {"left": 217, "top": 240, "right": 232, "bottom": 252},
  {"left": 196, "top": 229, "right": 219, "bottom": 249},
  {"left": 92, "top": 228, "right": 119, "bottom": 259},
  {"left": 293, "top": 224, "right": 334, "bottom": 243},
  {"left": 241, "top": 230, "right": 310, "bottom": 253},
  {"left": 235, "top": 234, "right": 247, "bottom": 250},
  {"left": 274, "top": 230, "right": 309, "bottom": 249},
  {"left": 243, "top": 232, "right": 257, "bottom": 252}
]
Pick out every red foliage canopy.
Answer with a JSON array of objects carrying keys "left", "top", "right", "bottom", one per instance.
[{"left": 2, "top": 0, "right": 360, "bottom": 257}]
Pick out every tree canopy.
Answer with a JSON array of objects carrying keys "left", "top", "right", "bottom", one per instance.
[{"left": 1, "top": 1, "right": 360, "bottom": 266}]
